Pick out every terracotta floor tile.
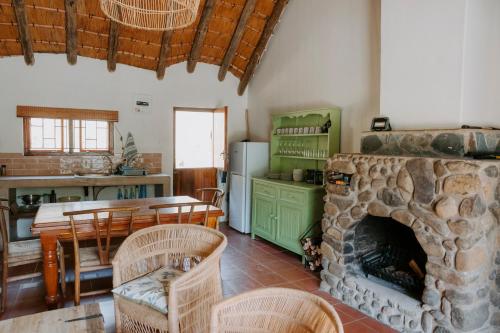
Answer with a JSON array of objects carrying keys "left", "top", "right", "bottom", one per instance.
[
  {"left": 292, "top": 277, "right": 321, "bottom": 292},
  {"left": 0, "top": 222, "right": 395, "bottom": 333},
  {"left": 249, "top": 271, "right": 285, "bottom": 286},
  {"left": 334, "top": 308, "right": 357, "bottom": 325},
  {"left": 275, "top": 266, "right": 316, "bottom": 281},
  {"left": 343, "top": 320, "right": 378, "bottom": 333},
  {"left": 358, "top": 317, "right": 398, "bottom": 333},
  {"left": 269, "top": 282, "right": 301, "bottom": 289},
  {"left": 334, "top": 303, "right": 368, "bottom": 321},
  {"left": 310, "top": 290, "right": 341, "bottom": 305}
]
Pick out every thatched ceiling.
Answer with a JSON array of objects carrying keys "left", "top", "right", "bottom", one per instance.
[{"left": 0, "top": 0, "right": 289, "bottom": 95}]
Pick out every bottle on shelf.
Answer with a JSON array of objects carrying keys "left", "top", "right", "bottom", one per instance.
[{"left": 49, "top": 190, "right": 57, "bottom": 203}]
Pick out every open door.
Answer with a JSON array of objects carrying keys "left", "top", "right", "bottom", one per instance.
[{"left": 173, "top": 107, "right": 228, "bottom": 197}]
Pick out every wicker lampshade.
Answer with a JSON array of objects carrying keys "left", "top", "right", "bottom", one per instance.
[{"left": 100, "top": 0, "right": 200, "bottom": 31}]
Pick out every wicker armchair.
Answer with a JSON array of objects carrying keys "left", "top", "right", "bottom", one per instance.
[
  {"left": 210, "top": 288, "right": 344, "bottom": 333},
  {"left": 112, "top": 224, "right": 227, "bottom": 333}
]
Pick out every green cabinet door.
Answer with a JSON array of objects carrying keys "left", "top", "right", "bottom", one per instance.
[
  {"left": 275, "top": 201, "right": 305, "bottom": 253},
  {"left": 252, "top": 194, "right": 276, "bottom": 241}
]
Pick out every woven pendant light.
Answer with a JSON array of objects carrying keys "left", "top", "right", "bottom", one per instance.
[{"left": 100, "top": 0, "right": 200, "bottom": 31}]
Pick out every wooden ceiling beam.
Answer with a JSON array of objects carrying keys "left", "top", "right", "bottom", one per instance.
[
  {"left": 187, "top": 0, "right": 216, "bottom": 73},
  {"left": 107, "top": 21, "right": 119, "bottom": 72},
  {"left": 156, "top": 30, "right": 173, "bottom": 80},
  {"left": 218, "top": 0, "right": 256, "bottom": 82},
  {"left": 237, "top": 0, "right": 289, "bottom": 96},
  {"left": 12, "top": 0, "right": 34, "bottom": 65},
  {"left": 65, "top": 0, "right": 78, "bottom": 65}
]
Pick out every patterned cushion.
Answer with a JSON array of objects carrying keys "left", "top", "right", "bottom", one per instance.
[{"left": 112, "top": 267, "right": 184, "bottom": 314}]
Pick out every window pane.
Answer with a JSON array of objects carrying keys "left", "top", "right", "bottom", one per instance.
[
  {"left": 29, "top": 118, "right": 63, "bottom": 151},
  {"left": 97, "top": 128, "right": 108, "bottom": 149},
  {"left": 85, "top": 121, "right": 97, "bottom": 139},
  {"left": 43, "top": 119, "right": 55, "bottom": 138},
  {"left": 31, "top": 118, "right": 43, "bottom": 126},
  {"left": 30, "top": 126, "right": 43, "bottom": 149},
  {"left": 43, "top": 138, "right": 55, "bottom": 148},
  {"left": 27, "top": 117, "right": 111, "bottom": 154},
  {"left": 85, "top": 140, "right": 97, "bottom": 149},
  {"left": 175, "top": 111, "right": 213, "bottom": 168}
]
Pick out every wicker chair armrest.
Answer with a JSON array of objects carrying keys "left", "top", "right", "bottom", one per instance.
[{"left": 169, "top": 253, "right": 223, "bottom": 333}]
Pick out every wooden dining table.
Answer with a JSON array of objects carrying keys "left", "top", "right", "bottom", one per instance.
[{"left": 32, "top": 196, "right": 223, "bottom": 309}]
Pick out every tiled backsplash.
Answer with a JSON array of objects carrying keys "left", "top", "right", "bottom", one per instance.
[{"left": 0, "top": 153, "right": 162, "bottom": 176}]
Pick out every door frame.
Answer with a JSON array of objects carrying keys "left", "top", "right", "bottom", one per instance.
[{"left": 173, "top": 106, "right": 228, "bottom": 196}]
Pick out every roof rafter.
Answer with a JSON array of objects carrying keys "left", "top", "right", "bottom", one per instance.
[
  {"left": 187, "top": 0, "right": 217, "bottom": 73},
  {"left": 65, "top": 0, "right": 78, "bottom": 65},
  {"left": 237, "top": 0, "right": 289, "bottom": 96},
  {"left": 156, "top": 30, "right": 173, "bottom": 80},
  {"left": 107, "top": 21, "right": 119, "bottom": 72},
  {"left": 218, "top": 0, "right": 256, "bottom": 82},
  {"left": 12, "top": 0, "right": 34, "bottom": 65}
]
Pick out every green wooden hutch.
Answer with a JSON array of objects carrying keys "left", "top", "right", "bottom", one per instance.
[{"left": 251, "top": 108, "right": 341, "bottom": 256}]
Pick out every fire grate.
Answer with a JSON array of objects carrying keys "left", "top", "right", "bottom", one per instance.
[{"left": 359, "top": 244, "right": 425, "bottom": 295}]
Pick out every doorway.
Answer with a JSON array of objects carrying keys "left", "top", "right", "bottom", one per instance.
[{"left": 173, "top": 107, "right": 228, "bottom": 197}]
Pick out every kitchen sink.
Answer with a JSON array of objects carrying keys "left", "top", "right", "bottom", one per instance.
[{"left": 74, "top": 173, "right": 113, "bottom": 177}]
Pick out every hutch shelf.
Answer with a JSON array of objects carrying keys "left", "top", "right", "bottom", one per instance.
[{"left": 251, "top": 108, "right": 341, "bottom": 258}]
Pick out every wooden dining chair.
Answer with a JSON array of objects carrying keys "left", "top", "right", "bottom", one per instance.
[
  {"left": 149, "top": 202, "right": 212, "bottom": 226},
  {"left": 0, "top": 198, "right": 66, "bottom": 313},
  {"left": 196, "top": 188, "right": 225, "bottom": 208},
  {"left": 61, "top": 206, "right": 140, "bottom": 306}
]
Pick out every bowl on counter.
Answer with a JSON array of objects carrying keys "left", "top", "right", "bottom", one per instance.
[{"left": 18, "top": 194, "right": 42, "bottom": 206}]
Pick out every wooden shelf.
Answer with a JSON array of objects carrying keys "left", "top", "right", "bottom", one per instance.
[
  {"left": 273, "top": 155, "right": 328, "bottom": 161},
  {"left": 273, "top": 133, "right": 329, "bottom": 137}
]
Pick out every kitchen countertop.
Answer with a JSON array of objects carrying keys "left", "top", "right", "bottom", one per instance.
[
  {"left": 253, "top": 176, "right": 325, "bottom": 190},
  {"left": 0, "top": 173, "right": 171, "bottom": 189}
]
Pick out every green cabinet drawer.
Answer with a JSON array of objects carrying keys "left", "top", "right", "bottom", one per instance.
[
  {"left": 279, "top": 188, "right": 306, "bottom": 204},
  {"left": 254, "top": 182, "right": 277, "bottom": 198}
]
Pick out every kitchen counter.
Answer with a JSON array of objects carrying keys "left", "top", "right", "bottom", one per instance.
[
  {"left": 252, "top": 176, "right": 324, "bottom": 190},
  {"left": 0, "top": 173, "right": 171, "bottom": 196}
]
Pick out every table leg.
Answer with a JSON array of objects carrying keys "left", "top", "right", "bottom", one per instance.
[
  {"left": 207, "top": 217, "right": 218, "bottom": 229},
  {"left": 41, "top": 232, "right": 59, "bottom": 309}
]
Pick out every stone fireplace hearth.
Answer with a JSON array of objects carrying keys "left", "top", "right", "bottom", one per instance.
[{"left": 320, "top": 135, "right": 499, "bottom": 332}]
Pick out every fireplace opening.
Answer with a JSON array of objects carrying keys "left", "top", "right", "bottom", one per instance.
[{"left": 354, "top": 216, "right": 427, "bottom": 298}]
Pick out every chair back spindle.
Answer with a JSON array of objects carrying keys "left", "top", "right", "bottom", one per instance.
[
  {"left": 196, "top": 188, "right": 225, "bottom": 208},
  {"left": 65, "top": 207, "right": 139, "bottom": 266},
  {"left": 0, "top": 199, "right": 9, "bottom": 257},
  {"left": 150, "top": 202, "right": 211, "bottom": 226}
]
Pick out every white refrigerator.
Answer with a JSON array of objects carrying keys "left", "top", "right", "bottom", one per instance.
[{"left": 229, "top": 142, "right": 269, "bottom": 233}]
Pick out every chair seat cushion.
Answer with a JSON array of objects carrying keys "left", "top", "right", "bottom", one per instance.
[
  {"left": 8, "top": 239, "right": 42, "bottom": 259},
  {"left": 112, "top": 267, "right": 184, "bottom": 314},
  {"left": 80, "top": 245, "right": 118, "bottom": 267}
]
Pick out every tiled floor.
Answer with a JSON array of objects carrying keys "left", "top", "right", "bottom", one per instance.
[{"left": 1, "top": 223, "right": 397, "bottom": 332}]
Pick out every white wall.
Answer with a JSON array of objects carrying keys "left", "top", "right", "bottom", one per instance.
[
  {"left": 380, "top": 0, "right": 500, "bottom": 129},
  {"left": 461, "top": 0, "right": 500, "bottom": 127},
  {"left": 247, "top": 0, "right": 381, "bottom": 153},
  {"left": 0, "top": 54, "right": 248, "bottom": 175}
]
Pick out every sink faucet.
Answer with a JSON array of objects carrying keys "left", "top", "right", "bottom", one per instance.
[{"left": 102, "top": 155, "right": 115, "bottom": 175}]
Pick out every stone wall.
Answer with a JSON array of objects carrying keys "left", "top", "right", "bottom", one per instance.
[
  {"left": 361, "top": 129, "right": 500, "bottom": 157},
  {"left": 320, "top": 154, "right": 500, "bottom": 332}
]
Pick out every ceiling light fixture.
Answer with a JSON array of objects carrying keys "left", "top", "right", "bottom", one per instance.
[{"left": 100, "top": 0, "right": 200, "bottom": 31}]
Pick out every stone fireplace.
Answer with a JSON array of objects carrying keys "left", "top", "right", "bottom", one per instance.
[{"left": 319, "top": 130, "right": 500, "bottom": 333}]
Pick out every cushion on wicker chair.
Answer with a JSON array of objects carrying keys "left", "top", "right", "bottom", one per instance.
[
  {"left": 8, "top": 239, "right": 42, "bottom": 258},
  {"left": 112, "top": 267, "right": 184, "bottom": 314}
]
